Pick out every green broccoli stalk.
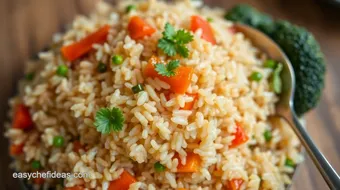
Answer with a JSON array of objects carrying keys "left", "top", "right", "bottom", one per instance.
[{"left": 225, "top": 4, "right": 326, "bottom": 116}]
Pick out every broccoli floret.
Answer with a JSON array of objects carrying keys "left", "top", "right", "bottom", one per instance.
[
  {"left": 225, "top": 5, "right": 326, "bottom": 116},
  {"left": 271, "top": 21, "right": 326, "bottom": 116},
  {"left": 224, "top": 4, "right": 274, "bottom": 34}
]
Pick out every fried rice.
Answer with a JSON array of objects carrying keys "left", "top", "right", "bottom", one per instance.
[{"left": 4, "top": 0, "right": 304, "bottom": 189}]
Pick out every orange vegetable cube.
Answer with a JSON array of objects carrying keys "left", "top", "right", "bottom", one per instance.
[
  {"left": 229, "top": 123, "right": 249, "bottom": 148},
  {"left": 144, "top": 56, "right": 193, "bottom": 94},
  {"left": 176, "top": 152, "right": 201, "bottom": 173},
  {"left": 61, "top": 25, "right": 110, "bottom": 61},
  {"left": 128, "top": 16, "right": 156, "bottom": 40},
  {"left": 191, "top": 15, "right": 216, "bottom": 45},
  {"left": 108, "top": 170, "right": 137, "bottom": 190},
  {"left": 12, "top": 104, "right": 33, "bottom": 130}
]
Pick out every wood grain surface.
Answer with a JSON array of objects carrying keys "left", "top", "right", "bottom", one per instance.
[{"left": 0, "top": 0, "right": 339, "bottom": 189}]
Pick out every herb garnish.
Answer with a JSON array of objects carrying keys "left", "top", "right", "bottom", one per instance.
[
  {"left": 155, "top": 60, "right": 180, "bottom": 77},
  {"left": 157, "top": 23, "right": 194, "bottom": 58},
  {"left": 94, "top": 107, "right": 125, "bottom": 134}
]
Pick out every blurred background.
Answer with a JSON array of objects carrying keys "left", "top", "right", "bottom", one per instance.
[{"left": 0, "top": 0, "right": 339, "bottom": 189}]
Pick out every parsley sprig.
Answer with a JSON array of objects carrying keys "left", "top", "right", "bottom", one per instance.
[
  {"left": 94, "top": 107, "right": 125, "bottom": 134},
  {"left": 155, "top": 60, "right": 180, "bottom": 77},
  {"left": 157, "top": 23, "right": 194, "bottom": 58}
]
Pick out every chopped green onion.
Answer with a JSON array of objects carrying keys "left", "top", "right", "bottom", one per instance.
[
  {"left": 285, "top": 158, "right": 295, "bottom": 167},
  {"left": 111, "top": 55, "right": 124, "bottom": 65},
  {"left": 250, "top": 71, "right": 263, "bottom": 82},
  {"left": 264, "top": 130, "right": 272, "bottom": 142},
  {"left": 263, "top": 59, "right": 277, "bottom": 69},
  {"left": 126, "top": 5, "right": 136, "bottom": 13},
  {"left": 154, "top": 161, "right": 166, "bottom": 172},
  {"left": 25, "top": 72, "right": 35, "bottom": 81},
  {"left": 271, "top": 63, "right": 283, "bottom": 94},
  {"left": 53, "top": 136, "right": 65, "bottom": 148},
  {"left": 56, "top": 65, "right": 68, "bottom": 77},
  {"left": 207, "top": 17, "right": 214, "bottom": 22},
  {"left": 31, "top": 160, "right": 41, "bottom": 170},
  {"left": 132, "top": 84, "right": 144, "bottom": 94},
  {"left": 97, "top": 62, "right": 107, "bottom": 73}
]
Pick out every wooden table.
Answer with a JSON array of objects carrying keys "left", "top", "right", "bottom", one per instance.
[{"left": 0, "top": 0, "right": 339, "bottom": 189}]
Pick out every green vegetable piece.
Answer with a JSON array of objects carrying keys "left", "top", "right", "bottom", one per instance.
[
  {"left": 285, "top": 158, "right": 295, "bottom": 167},
  {"left": 155, "top": 60, "right": 180, "bottom": 77},
  {"left": 154, "top": 162, "right": 166, "bottom": 172},
  {"left": 225, "top": 4, "right": 326, "bottom": 116},
  {"left": 25, "top": 72, "right": 35, "bottom": 81},
  {"left": 263, "top": 59, "right": 277, "bottom": 69},
  {"left": 224, "top": 4, "right": 274, "bottom": 34},
  {"left": 112, "top": 55, "right": 124, "bottom": 65},
  {"left": 53, "top": 136, "right": 65, "bottom": 147},
  {"left": 94, "top": 107, "right": 125, "bottom": 134},
  {"left": 271, "top": 21, "right": 325, "bottom": 116},
  {"left": 56, "top": 65, "right": 68, "bottom": 77},
  {"left": 97, "top": 62, "right": 107, "bottom": 73},
  {"left": 157, "top": 23, "right": 194, "bottom": 58},
  {"left": 126, "top": 5, "right": 136, "bottom": 13},
  {"left": 207, "top": 17, "right": 213, "bottom": 22},
  {"left": 263, "top": 130, "right": 272, "bottom": 142},
  {"left": 31, "top": 160, "right": 41, "bottom": 170},
  {"left": 132, "top": 84, "right": 144, "bottom": 94},
  {"left": 250, "top": 71, "right": 263, "bottom": 82},
  {"left": 271, "top": 63, "right": 283, "bottom": 94}
]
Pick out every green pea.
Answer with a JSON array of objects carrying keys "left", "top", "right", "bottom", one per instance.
[
  {"left": 285, "top": 158, "right": 295, "bottom": 168},
  {"left": 31, "top": 160, "right": 41, "bottom": 170},
  {"left": 25, "top": 72, "right": 35, "bottom": 81},
  {"left": 263, "top": 59, "right": 277, "bottom": 69},
  {"left": 264, "top": 130, "right": 272, "bottom": 142},
  {"left": 53, "top": 136, "right": 65, "bottom": 148},
  {"left": 207, "top": 17, "right": 213, "bottom": 22},
  {"left": 97, "top": 62, "right": 107, "bottom": 73},
  {"left": 111, "top": 55, "right": 124, "bottom": 65},
  {"left": 154, "top": 161, "right": 166, "bottom": 172},
  {"left": 126, "top": 5, "right": 136, "bottom": 13},
  {"left": 250, "top": 71, "right": 263, "bottom": 82},
  {"left": 56, "top": 65, "right": 68, "bottom": 77}
]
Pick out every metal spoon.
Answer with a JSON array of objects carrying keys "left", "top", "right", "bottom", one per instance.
[{"left": 234, "top": 24, "right": 340, "bottom": 190}]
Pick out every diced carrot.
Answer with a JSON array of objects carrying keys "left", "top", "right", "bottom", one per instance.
[
  {"left": 177, "top": 188, "right": 187, "bottom": 190},
  {"left": 226, "top": 179, "right": 244, "bottom": 190},
  {"left": 73, "top": 141, "right": 83, "bottom": 152},
  {"left": 61, "top": 25, "right": 110, "bottom": 61},
  {"left": 176, "top": 152, "right": 201, "bottom": 173},
  {"left": 10, "top": 143, "right": 24, "bottom": 156},
  {"left": 64, "top": 186, "right": 85, "bottom": 190},
  {"left": 128, "top": 16, "right": 156, "bottom": 40},
  {"left": 12, "top": 104, "right": 33, "bottom": 130},
  {"left": 190, "top": 15, "right": 216, "bottom": 45},
  {"left": 229, "top": 123, "right": 249, "bottom": 148},
  {"left": 181, "top": 93, "right": 198, "bottom": 110},
  {"left": 33, "top": 177, "right": 44, "bottom": 185},
  {"left": 144, "top": 56, "right": 193, "bottom": 94},
  {"left": 108, "top": 170, "right": 137, "bottom": 190}
]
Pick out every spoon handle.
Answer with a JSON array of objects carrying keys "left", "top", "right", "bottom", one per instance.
[{"left": 291, "top": 111, "right": 340, "bottom": 190}]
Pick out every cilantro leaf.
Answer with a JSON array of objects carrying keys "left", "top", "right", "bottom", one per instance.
[
  {"left": 174, "top": 30, "right": 194, "bottom": 44},
  {"left": 155, "top": 60, "right": 180, "bottom": 77},
  {"left": 94, "top": 107, "right": 124, "bottom": 134},
  {"left": 158, "top": 38, "right": 177, "bottom": 57},
  {"left": 158, "top": 23, "right": 194, "bottom": 58},
  {"left": 175, "top": 44, "right": 189, "bottom": 58},
  {"left": 163, "top": 23, "right": 176, "bottom": 40}
]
